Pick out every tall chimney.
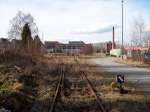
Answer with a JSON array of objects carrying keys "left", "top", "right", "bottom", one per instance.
[{"left": 112, "top": 26, "right": 115, "bottom": 49}]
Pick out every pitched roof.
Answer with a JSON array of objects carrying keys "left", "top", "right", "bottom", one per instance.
[{"left": 69, "top": 41, "right": 85, "bottom": 45}]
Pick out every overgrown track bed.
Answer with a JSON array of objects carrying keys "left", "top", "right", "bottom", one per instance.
[
  {"left": 75, "top": 57, "right": 107, "bottom": 112},
  {"left": 81, "top": 71, "right": 106, "bottom": 112},
  {"left": 48, "top": 58, "right": 107, "bottom": 112},
  {"left": 49, "top": 66, "right": 65, "bottom": 112}
]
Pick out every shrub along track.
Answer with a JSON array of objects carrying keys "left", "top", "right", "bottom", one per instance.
[{"left": 29, "top": 65, "right": 64, "bottom": 112}]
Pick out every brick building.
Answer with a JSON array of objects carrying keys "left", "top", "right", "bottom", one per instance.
[
  {"left": 45, "top": 41, "right": 93, "bottom": 55},
  {"left": 0, "top": 38, "right": 11, "bottom": 49}
]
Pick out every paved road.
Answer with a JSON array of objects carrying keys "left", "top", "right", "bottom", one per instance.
[{"left": 89, "top": 57, "right": 150, "bottom": 91}]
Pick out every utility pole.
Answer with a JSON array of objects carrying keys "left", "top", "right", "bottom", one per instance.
[{"left": 121, "top": 0, "right": 124, "bottom": 59}]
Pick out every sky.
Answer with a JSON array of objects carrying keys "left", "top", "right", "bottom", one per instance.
[{"left": 0, "top": 0, "right": 150, "bottom": 43}]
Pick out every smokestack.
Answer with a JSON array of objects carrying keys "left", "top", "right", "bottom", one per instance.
[{"left": 112, "top": 26, "right": 115, "bottom": 49}]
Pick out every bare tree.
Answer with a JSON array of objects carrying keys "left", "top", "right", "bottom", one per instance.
[
  {"left": 143, "top": 31, "right": 150, "bottom": 46},
  {"left": 8, "top": 11, "right": 38, "bottom": 40},
  {"left": 131, "top": 16, "right": 145, "bottom": 47}
]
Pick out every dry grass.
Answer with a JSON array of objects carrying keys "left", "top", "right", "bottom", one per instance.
[
  {"left": 0, "top": 51, "right": 150, "bottom": 112},
  {"left": 116, "top": 58, "right": 150, "bottom": 69},
  {"left": 82, "top": 58, "right": 150, "bottom": 112},
  {"left": 0, "top": 50, "right": 55, "bottom": 112}
]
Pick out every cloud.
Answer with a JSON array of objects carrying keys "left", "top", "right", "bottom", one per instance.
[
  {"left": 0, "top": 0, "right": 149, "bottom": 43},
  {"left": 72, "top": 25, "right": 120, "bottom": 34},
  {"left": 144, "top": 25, "right": 150, "bottom": 32}
]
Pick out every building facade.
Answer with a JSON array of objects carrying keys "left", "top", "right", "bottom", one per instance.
[
  {"left": 45, "top": 41, "right": 93, "bottom": 55},
  {"left": 0, "top": 38, "right": 11, "bottom": 49}
]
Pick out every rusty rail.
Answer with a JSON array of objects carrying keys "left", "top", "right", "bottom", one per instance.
[
  {"left": 49, "top": 66, "right": 65, "bottom": 112},
  {"left": 81, "top": 71, "right": 106, "bottom": 112},
  {"left": 49, "top": 58, "right": 106, "bottom": 112},
  {"left": 75, "top": 57, "right": 106, "bottom": 112}
]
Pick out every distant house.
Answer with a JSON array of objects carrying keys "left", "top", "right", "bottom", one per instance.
[
  {"left": 0, "top": 38, "right": 11, "bottom": 49},
  {"left": 34, "top": 36, "right": 47, "bottom": 54},
  {"left": 45, "top": 41, "right": 61, "bottom": 53},
  {"left": 125, "top": 46, "right": 150, "bottom": 62},
  {"left": 62, "top": 41, "right": 85, "bottom": 54},
  {"left": 45, "top": 41, "right": 93, "bottom": 55},
  {"left": 81, "top": 44, "right": 93, "bottom": 55},
  {"left": 11, "top": 39, "right": 22, "bottom": 49},
  {"left": 97, "top": 41, "right": 112, "bottom": 53}
]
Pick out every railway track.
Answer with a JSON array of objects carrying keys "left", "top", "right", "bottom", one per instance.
[
  {"left": 48, "top": 58, "right": 107, "bottom": 112},
  {"left": 49, "top": 66, "right": 65, "bottom": 112},
  {"left": 81, "top": 71, "right": 106, "bottom": 112},
  {"left": 76, "top": 57, "right": 107, "bottom": 112},
  {"left": 29, "top": 67, "right": 63, "bottom": 112}
]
